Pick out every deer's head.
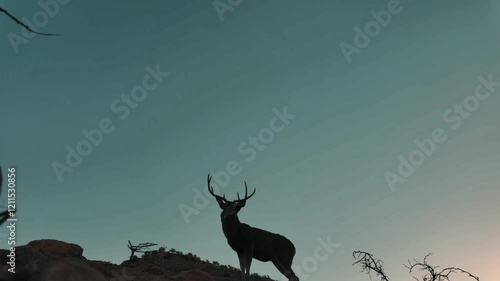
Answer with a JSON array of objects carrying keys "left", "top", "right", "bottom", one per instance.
[{"left": 207, "top": 174, "right": 256, "bottom": 221}]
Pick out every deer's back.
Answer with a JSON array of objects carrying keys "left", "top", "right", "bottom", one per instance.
[{"left": 230, "top": 224, "right": 295, "bottom": 262}]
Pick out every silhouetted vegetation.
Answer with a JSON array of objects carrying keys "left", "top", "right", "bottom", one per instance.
[
  {"left": 127, "top": 240, "right": 158, "bottom": 261},
  {"left": 353, "top": 251, "right": 391, "bottom": 281},
  {"left": 131, "top": 245, "right": 274, "bottom": 280},
  {"left": 353, "top": 251, "right": 480, "bottom": 281},
  {"left": 405, "top": 253, "right": 479, "bottom": 281}
]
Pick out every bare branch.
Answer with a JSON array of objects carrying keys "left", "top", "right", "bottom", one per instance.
[
  {"left": 354, "top": 251, "right": 479, "bottom": 281},
  {"left": 352, "top": 251, "right": 391, "bottom": 281},
  {"left": 1, "top": 7, "right": 59, "bottom": 36},
  {"left": 127, "top": 240, "right": 158, "bottom": 261},
  {"left": 405, "top": 253, "right": 479, "bottom": 281}
]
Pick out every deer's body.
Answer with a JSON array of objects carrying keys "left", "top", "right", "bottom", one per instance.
[
  {"left": 208, "top": 174, "right": 299, "bottom": 281},
  {"left": 222, "top": 216, "right": 296, "bottom": 263}
]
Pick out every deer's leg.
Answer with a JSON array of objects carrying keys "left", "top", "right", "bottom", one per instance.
[
  {"left": 272, "top": 260, "right": 289, "bottom": 278},
  {"left": 244, "top": 247, "right": 253, "bottom": 281},
  {"left": 274, "top": 258, "right": 299, "bottom": 281},
  {"left": 237, "top": 252, "right": 246, "bottom": 281}
]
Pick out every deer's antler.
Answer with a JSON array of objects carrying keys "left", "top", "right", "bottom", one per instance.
[
  {"left": 236, "top": 182, "right": 256, "bottom": 202},
  {"left": 207, "top": 174, "right": 228, "bottom": 204}
]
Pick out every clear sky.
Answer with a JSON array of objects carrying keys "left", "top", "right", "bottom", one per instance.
[{"left": 1, "top": 0, "right": 499, "bottom": 280}]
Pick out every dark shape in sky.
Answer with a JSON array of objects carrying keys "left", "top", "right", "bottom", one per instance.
[{"left": 0, "top": 7, "right": 59, "bottom": 36}]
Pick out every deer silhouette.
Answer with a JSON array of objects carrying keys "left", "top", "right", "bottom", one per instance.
[{"left": 207, "top": 174, "right": 299, "bottom": 281}]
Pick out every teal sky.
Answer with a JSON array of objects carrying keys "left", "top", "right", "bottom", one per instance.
[{"left": 1, "top": 0, "right": 499, "bottom": 280}]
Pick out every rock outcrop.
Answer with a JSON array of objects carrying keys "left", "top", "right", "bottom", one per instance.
[
  {"left": 0, "top": 239, "right": 274, "bottom": 281},
  {"left": 29, "top": 258, "right": 107, "bottom": 281},
  {"left": 27, "top": 240, "right": 83, "bottom": 258},
  {"left": 0, "top": 245, "right": 40, "bottom": 281}
]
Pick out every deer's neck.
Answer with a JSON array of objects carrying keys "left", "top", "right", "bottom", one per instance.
[{"left": 221, "top": 215, "right": 242, "bottom": 239}]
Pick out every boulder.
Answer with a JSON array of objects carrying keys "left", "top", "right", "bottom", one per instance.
[
  {"left": 27, "top": 240, "right": 83, "bottom": 258},
  {"left": 0, "top": 245, "right": 40, "bottom": 281},
  {"left": 29, "top": 258, "right": 107, "bottom": 281}
]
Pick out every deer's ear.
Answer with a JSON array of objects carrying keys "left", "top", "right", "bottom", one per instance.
[{"left": 237, "top": 201, "right": 246, "bottom": 208}]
